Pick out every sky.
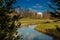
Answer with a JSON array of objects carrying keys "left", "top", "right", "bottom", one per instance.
[{"left": 13, "top": 0, "right": 50, "bottom": 12}]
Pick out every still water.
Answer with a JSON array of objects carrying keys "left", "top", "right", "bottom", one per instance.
[{"left": 17, "top": 25, "right": 53, "bottom": 40}]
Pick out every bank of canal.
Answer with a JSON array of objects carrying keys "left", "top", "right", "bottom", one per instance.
[{"left": 17, "top": 25, "right": 53, "bottom": 40}]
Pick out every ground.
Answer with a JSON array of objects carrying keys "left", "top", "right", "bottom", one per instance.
[
  {"left": 19, "top": 18, "right": 53, "bottom": 26},
  {"left": 19, "top": 18, "right": 60, "bottom": 40}
]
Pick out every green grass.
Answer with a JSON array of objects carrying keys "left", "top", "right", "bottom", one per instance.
[
  {"left": 20, "top": 18, "right": 40, "bottom": 21},
  {"left": 35, "top": 22, "right": 60, "bottom": 40},
  {"left": 19, "top": 18, "right": 60, "bottom": 28},
  {"left": 20, "top": 18, "right": 53, "bottom": 21},
  {"left": 36, "top": 22, "right": 60, "bottom": 29},
  {"left": 19, "top": 18, "right": 53, "bottom": 26}
]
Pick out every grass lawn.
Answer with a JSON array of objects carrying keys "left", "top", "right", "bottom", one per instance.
[
  {"left": 19, "top": 18, "right": 53, "bottom": 26},
  {"left": 20, "top": 18, "right": 53, "bottom": 21},
  {"left": 36, "top": 22, "right": 60, "bottom": 29},
  {"left": 35, "top": 22, "right": 60, "bottom": 40},
  {"left": 20, "top": 18, "right": 40, "bottom": 21},
  {"left": 17, "top": 18, "right": 60, "bottom": 28}
]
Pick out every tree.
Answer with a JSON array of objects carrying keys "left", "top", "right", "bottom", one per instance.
[
  {"left": 29, "top": 12, "right": 36, "bottom": 18},
  {"left": 0, "top": 0, "right": 21, "bottom": 40},
  {"left": 48, "top": 0, "right": 60, "bottom": 19}
]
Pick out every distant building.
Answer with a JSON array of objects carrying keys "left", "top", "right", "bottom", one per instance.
[
  {"left": 15, "top": 7, "right": 51, "bottom": 19},
  {"left": 37, "top": 12, "right": 43, "bottom": 19}
]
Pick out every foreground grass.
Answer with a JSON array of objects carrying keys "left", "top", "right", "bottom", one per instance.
[
  {"left": 35, "top": 22, "right": 60, "bottom": 40},
  {"left": 35, "top": 22, "right": 60, "bottom": 29}
]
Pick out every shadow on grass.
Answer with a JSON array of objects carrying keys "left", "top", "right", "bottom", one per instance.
[{"left": 46, "top": 27, "right": 60, "bottom": 40}]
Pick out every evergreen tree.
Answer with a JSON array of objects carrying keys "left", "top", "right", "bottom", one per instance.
[
  {"left": 49, "top": 0, "right": 60, "bottom": 19},
  {"left": 0, "top": 0, "right": 21, "bottom": 40}
]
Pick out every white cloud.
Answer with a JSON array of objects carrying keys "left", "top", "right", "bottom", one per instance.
[
  {"left": 28, "top": 8, "right": 32, "bottom": 10},
  {"left": 43, "top": 3, "right": 46, "bottom": 6},
  {"left": 33, "top": 6, "right": 42, "bottom": 8},
  {"left": 32, "top": 4, "right": 43, "bottom": 8},
  {"left": 28, "top": 8, "right": 38, "bottom": 12},
  {"left": 36, "top": 4, "right": 40, "bottom": 6},
  {"left": 47, "top": 2, "right": 51, "bottom": 4}
]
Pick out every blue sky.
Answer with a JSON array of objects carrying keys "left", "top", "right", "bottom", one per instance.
[{"left": 13, "top": 0, "right": 50, "bottom": 12}]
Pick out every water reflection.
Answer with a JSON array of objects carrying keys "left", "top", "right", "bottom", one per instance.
[{"left": 17, "top": 25, "right": 53, "bottom": 40}]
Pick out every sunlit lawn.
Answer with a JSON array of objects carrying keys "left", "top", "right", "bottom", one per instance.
[
  {"left": 20, "top": 18, "right": 52, "bottom": 21},
  {"left": 19, "top": 18, "right": 54, "bottom": 26},
  {"left": 36, "top": 22, "right": 60, "bottom": 29},
  {"left": 34, "top": 21, "right": 60, "bottom": 40},
  {"left": 18, "top": 18, "right": 60, "bottom": 29}
]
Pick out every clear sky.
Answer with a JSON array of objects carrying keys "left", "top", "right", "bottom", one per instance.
[{"left": 13, "top": 0, "right": 50, "bottom": 12}]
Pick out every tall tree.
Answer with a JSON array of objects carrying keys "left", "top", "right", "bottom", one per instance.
[
  {"left": 0, "top": 0, "right": 21, "bottom": 40},
  {"left": 48, "top": 0, "right": 60, "bottom": 19}
]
